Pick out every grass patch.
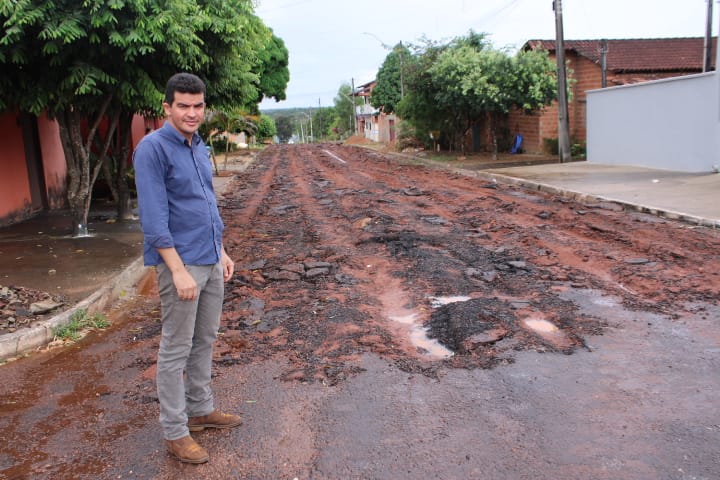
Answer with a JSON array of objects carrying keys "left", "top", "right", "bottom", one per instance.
[{"left": 53, "top": 309, "right": 111, "bottom": 341}]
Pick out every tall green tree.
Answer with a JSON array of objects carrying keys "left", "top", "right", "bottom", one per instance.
[
  {"left": 0, "top": 0, "right": 276, "bottom": 235},
  {"left": 399, "top": 32, "right": 557, "bottom": 155},
  {"left": 311, "top": 107, "right": 336, "bottom": 141},
  {"left": 252, "top": 32, "right": 290, "bottom": 107},
  {"left": 255, "top": 113, "right": 276, "bottom": 142},
  {"left": 333, "top": 83, "right": 358, "bottom": 137},
  {"left": 275, "top": 115, "right": 294, "bottom": 143},
  {"left": 370, "top": 42, "right": 411, "bottom": 114},
  {"left": 396, "top": 39, "right": 448, "bottom": 147}
]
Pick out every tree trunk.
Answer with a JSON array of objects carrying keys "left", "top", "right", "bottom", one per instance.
[
  {"left": 57, "top": 109, "right": 91, "bottom": 237},
  {"left": 114, "top": 112, "right": 135, "bottom": 221},
  {"left": 208, "top": 135, "right": 219, "bottom": 175},
  {"left": 54, "top": 96, "right": 113, "bottom": 237},
  {"left": 491, "top": 112, "right": 498, "bottom": 161}
]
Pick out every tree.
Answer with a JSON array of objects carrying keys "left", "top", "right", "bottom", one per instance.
[
  {"left": 333, "top": 83, "right": 358, "bottom": 137},
  {"left": 275, "top": 115, "right": 294, "bottom": 143},
  {"left": 0, "top": 0, "right": 274, "bottom": 236},
  {"left": 311, "top": 107, "right": 336, "bottom": 141},
  {"left": 396, "top": 39, "right": 449, "bottom": 149},
  {"left": 204, "top": 109, "right": 258, "bottom": 169},
  {"left": 399, "top": 32, "right": 557, "bottom": 155},
  {"left": 370, "top": 43, "right": 411, "bottom": 114},
  {"left": 255, "top": 114, "right": 276, "bottom": 142},
  {"left": 253, "top": 32, "right": 290, "bottom": 107}
]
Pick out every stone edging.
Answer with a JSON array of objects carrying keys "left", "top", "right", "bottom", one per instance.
[{"left": 0, "top": 256, "right": 148, "bottom": 361}]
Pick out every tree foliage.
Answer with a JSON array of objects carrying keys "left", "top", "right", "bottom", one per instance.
[
  {"left": 0, "top": 0, "right": 285, "bottom": 235},
  {"left": 253, "top": 32, "right": 290, "bottom": 107},
  {"left": 333, "top": 83, "right": 358, "bottom": 137},
  {"left": 396, "top": 31, "right": 557, "bottom": 154},
  {"left": 369, "top": 42, "right": 411, "bottom": 114},
  {"left": 274, "top": 115, "right": 294, "bottom": 143},
  {"left": 255, "top": 114, "right": 276, "bottom": 141}
]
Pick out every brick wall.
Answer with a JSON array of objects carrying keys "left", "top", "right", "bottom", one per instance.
[{"left": 514, "top": 51, "right": 704, "bottom": 155}]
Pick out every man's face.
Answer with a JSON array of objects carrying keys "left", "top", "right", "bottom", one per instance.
[{"left": 163, "top": 92, "right": 205, "bottom": 141}]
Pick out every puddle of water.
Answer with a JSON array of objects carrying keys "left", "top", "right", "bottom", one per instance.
[
  {"left": 388, "top": 313, "right": 454, "bottom": 358},
  {"left": 389, "top": 313, "right": 419, "bottom": 325},
  {"left": 410, "top": 325, "right": 454, "bottom": 358},
  {"left": 524, "top": 318, "right": 559, "bottom": 333},
  {"left": 428, "top": 295, "right": 471, "bottom": 308},
  {"left": 522, "top": 315, "right": 574, "bottom": 349}
]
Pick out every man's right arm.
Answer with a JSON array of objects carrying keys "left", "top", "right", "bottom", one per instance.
[{"left": 157, "top": 248, "right": 198, "bottom": 301}]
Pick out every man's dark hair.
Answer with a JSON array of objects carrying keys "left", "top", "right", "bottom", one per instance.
[{"left": 164, "top": 73, "right": 206, "bottom": 105}]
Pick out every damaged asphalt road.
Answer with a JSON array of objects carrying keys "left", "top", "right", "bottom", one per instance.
[{"left": 1, "top": 144, "right": 719, "bottom": 479}]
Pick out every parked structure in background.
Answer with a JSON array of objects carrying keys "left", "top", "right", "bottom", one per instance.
[
  {"left": 509, "top": 37, "right": 717, "bottom": 156},
  {"left": 587, "top": 29, "right": 720, "bottom": 172},
  {"left": 353, "top": 80, "right": 397, "bottom": 144}
]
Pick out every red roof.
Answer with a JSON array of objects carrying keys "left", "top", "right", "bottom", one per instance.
[{"left": 525, "top": 37, "right": 717, "bottom": 73}]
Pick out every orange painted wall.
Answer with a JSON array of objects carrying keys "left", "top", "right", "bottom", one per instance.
[
  {"left": 0, "top": 112, "right": 33, "bottom": 223},
  {"left": 37, "top": 113, "right": 67, "bottom": 209}
]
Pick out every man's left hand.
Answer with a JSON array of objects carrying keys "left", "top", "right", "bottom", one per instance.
[{"left": 220, "top": 249, "right": 235, "bottom": 282}]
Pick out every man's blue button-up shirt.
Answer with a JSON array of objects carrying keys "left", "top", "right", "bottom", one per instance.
[{"left": 133, "top": 122, "right": 224, "bottom": 267}]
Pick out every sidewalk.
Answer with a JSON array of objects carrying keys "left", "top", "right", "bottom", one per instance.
[
  {"left": 1, "top": 153, "right": 718, "bottom": 361},
  {"left": 477, "top": 162, "right": 720, "bottom": 228}
]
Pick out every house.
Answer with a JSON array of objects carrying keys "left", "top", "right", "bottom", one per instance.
[
  {"left": 586, "top": 32, "right": 720, "bottom": 172},
  {"left": 353, "top": 80, "right": 398, "bottom": 143},
  {"left": 508, "top": 37, "right": 717, "bottom": 155},
  {"left": 0, "top": 112, "right": 151, "bottom": 227}
]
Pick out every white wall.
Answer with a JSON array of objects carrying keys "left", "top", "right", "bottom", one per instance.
[{"left": 587, "top": 72, "right": 720, "bottom": 173}]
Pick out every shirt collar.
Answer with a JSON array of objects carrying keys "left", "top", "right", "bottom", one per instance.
[{"left": 159, "top": 121, "right": 201, "bottom": 146}]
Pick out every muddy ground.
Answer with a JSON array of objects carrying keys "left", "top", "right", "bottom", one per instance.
[{"left": 1, "top": 144, "right": 719, "bottom": 479}]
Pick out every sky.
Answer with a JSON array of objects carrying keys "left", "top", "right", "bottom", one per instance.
[{"left": 256, "top": 0, "right": 716, "bottom": 110}]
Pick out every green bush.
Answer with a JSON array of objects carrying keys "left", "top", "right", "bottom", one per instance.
[
  {"left": 543, "top": 137, "right": 559, "bottom": 155},
  {"left": 544, "top": 138, "right": 586, "bottom": 158},
  {"left": 571, "top": 141, "right": 586, "bottom": 158}
]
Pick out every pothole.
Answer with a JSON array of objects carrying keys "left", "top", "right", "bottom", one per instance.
[
  {"left": 522, "top": 315, "right": 573, "bottom": 348},
  {"left": 379, "top": 287, "right": 454, "bottom": 359},
  {"left": 523, "top": 318, "right": 558, "bottom": 333}
]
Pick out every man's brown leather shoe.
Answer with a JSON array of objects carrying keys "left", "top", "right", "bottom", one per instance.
[
  {"left": 188, "top": 410, "right": 243, "bottom": 432},
  {"left": 165, "top": 435, "right": 209, "bottom": 464}
]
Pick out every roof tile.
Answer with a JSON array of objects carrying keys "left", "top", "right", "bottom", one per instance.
[{"left": 525, "top": 37, "right": 717, "bottom": 72}]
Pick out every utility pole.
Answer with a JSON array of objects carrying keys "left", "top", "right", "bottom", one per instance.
[
  {"left": 308, "top": 111, "right": 313, "bottom": 143},
  {"left": 351, "top": 77, "right": 357, "bottom": 134},
  {"left": 554, "top": 0, "right": 571, "bottom": 163},
  {"left": 318, "top": 98, "right": 322, "bottom": 141},
  {"left": 599, "top": 39, "right": 608, "bottom": 88},
  {"left": 398, "top": 41, "right": 405, "bottom": 99},
  {"left": 703, "top": 0, "right": 714, "bottom": 72}
]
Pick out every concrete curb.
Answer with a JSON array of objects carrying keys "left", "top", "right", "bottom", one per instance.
[
  {"left": 384, "top": 149, "right": 719, "bottom": 228},
  {"left": 0, "top": 256, "right": 149, "bottom": 361},
  {"left": 465, "top": 169, "right": 720, "bottom": 229}
]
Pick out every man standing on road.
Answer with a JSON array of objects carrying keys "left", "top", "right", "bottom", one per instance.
[{"left": 133, "top": 72, "right": 241, "bottom": 464}]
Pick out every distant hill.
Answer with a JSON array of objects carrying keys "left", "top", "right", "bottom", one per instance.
[{"left": 261, "top": 107, "right": 328, "bottom": 120}]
